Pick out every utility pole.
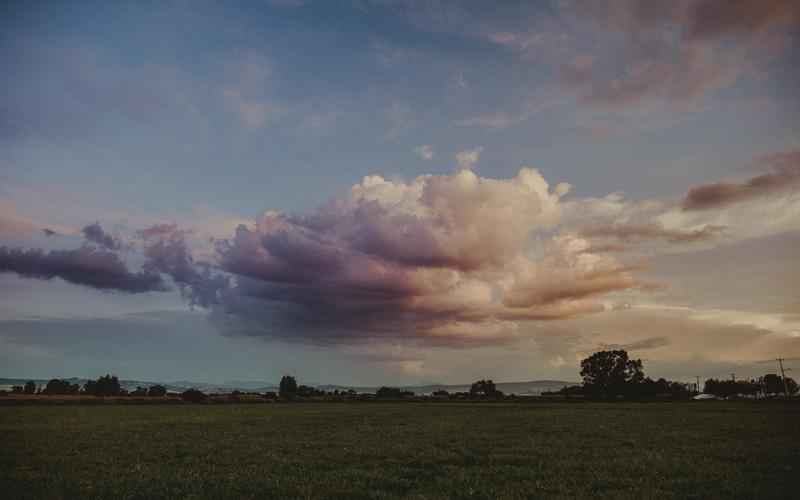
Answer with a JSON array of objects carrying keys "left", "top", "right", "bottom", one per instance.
[
  {"left": 695, "top": 375, "right": 700, "bottom": 394},
  {"left": 777, "top": 358, "right": 790, "bottom": 397},
  {"left": 731, "top": 373, "right": 736, "bottom": 382}
]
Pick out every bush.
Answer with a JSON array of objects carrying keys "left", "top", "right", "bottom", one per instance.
[
  {"left": 376, "top": 387, "right": 414, "bottom": 399},
  {"left": 469, "top": 380, "right": 502, "bottom": 399},
  {"left": 181, "top": 388, "right": 207, "bottom": 403},
  {"left": 147, "top": 384, "right": 167, "bottom": 397},
  {"left": 83, "top": 375, "right": 122, "bottom": 397},
  {"left": 130, "top": 386, "right": 148, "bottom": 397},
  {"left": 42, "top": 379, "right": 80, "bottom": 395},
  {"left": 279, "top": 375, "right": 298, "bottom": 399}
]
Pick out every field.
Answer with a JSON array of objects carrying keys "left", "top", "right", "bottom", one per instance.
[{"left": 2, "top": 401, "right": 798, "bottom": 500}]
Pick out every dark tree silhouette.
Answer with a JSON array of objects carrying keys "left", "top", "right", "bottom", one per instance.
[
  {"left": 297, "top": 385, "right": 324, "bottom": 397},
  {"left": 376, "top": 387, "right": 414, "bottom": 399},
  {"left": 130, "top": 386, "right": 148, "bottom": 397},
  {"left": 761, "top": 374, "right": 798, "bottom": 396},
  {"left": 788, "top": 377, "right": 799, "bottom": 396},
  {"left": 279, "top": 375, "right": 298, "bottom": 399},
  {"left": 761, "top": 374, "right": 783, "bottom": 394},
  {"left": 181, "top": 388, "right": 207, "bottom": 403},
  {"left": 469, "top": 379, "right": 500, "bottom": 398},
  {"left": 147, "top": 384, "right": 167, "bottom": 397},
  {"left": 704, "top": 378, "right": 760, "bottom": 398},
  {"left": 580, "top": 350, "right": 644, "bottom": 399},
  {"left": 43, "top": 379, "right": 80, "bottom": 395},
  {"left": 83, "top": 374, "right": 122, "bottom": 396},
  {"left": 23, "top": 380, "right": 37, "bottom": 394}
]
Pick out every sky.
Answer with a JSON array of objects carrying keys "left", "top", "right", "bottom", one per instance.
[{"left": 1, "top": 0, "right": 799, "bottom": 386}]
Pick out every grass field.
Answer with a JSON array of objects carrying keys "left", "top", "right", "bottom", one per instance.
[{"left": 1, "top": 401, "right": 797, "bottom": 500}]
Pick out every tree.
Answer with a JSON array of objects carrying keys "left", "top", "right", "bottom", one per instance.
[
  {"left": 704, "top": 378, "right": 759, "bottom": 399},
  {"left": 580, "top": 350, "right": 644, "bottom": 399},
  {"left": 788, "top": 377, "right": 799, "bottom": 396},
  {"left": 279, "top": 375, "right": 298, "bottom": 399},
  {"left": 762, "top": 374, "right": 799, "bottom": 396},
  {"left": 43, "top": 379, "right": 80, "bottom": 395},
  {"left": 762, "top": 374, "right": 782, "bottom": 394},
  {"left": 297, "top": 385, "right": 322, "bottom": 397},
  {"left": 130, "top": 386, "right": 148, "bottom": 397},
  {"left": 83, "top": 374, "right": 122, "bottom": 397},
  {"left": 23, "top": 380, "right": 37, "bottom": 394},
  {"left": 147, "top": 384, "right": 167, "bottom": 397},
  {"left": 376, "top": 386, "right": 414, "bottom": 399},
  {"left": 469, "top": 379, "right": 500, "bottom": 398},
  {"left": 181, "top": 388, "right": 207, "bottom": 403}
]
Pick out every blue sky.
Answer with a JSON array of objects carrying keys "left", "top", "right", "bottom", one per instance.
[{"left": 2, "top": 0, "right": 799, "bottom": 385}]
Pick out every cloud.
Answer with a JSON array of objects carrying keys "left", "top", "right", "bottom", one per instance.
[
  {"left": 685, "top": 0, "right": 800, "bottom": 40},
  {"left": 563, "top": 0, "right": 799, "bottom": 108},
  {"left": 580, "top": 222, "right": 726, "bottom": 243},
  {"left": 599, "top": 336, "right": 671, "bottom": 352},
  {"left": 136, "top": 223, "right": 179, "bottom": 240},
  {"left": 414, "top": 144, "right": 434, "bottom": 160},
  {"left": 1, "top": 42, "right": 192, "bottom": 141},
  {"left": 0, "top": 246, "right": 165, "bottom": 293},
  {"left": 561, "top": 151, "right": 800, "bottom": 254},
  {"left": 267, "top": 0, "right": 306, "bottom": 8},
  {"left": 0, "top": 202, "right": 74, "bottom": 239},
  {"left": 138, "top": 224, "right": 230, "bottom": 308},
  {"left": 454, "top": 91, "right": 566, "bottom": 130},
  {"left": 209, "top": 168, "right": 639, "bottom": 345},
  {"left": 455, "top": 113, "right": 520, "bottom": 130},
  {"left": 223, "top": 88, "right": 282, "bottom": 128},
  {"left": 682, "top": 150, "right": 800, "bottom": 210},
  {"left": 0, "top": 214, "right": 37, "bottom": 238},
  {"left": 222, "top": 55, "right": 284, "bottom": 129},
  {"left": 455, "top": 147, "right": 482, "bottom": 169},
  {"left": 82, "top": 222, "right": 120, "bottom": 250}
]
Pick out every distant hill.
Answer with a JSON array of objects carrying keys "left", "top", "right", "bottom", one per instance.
[{"left": 0, "top": 377, "right": 576, "bottom": 395}]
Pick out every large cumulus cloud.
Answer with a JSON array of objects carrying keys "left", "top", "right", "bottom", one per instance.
[
  {"left": 208, "top": 168, "right": 643, "bottom": 345},
  {"left": 138, "top": 224, "right": 230, "bottom": 308}
]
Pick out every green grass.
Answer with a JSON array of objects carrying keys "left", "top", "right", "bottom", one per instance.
[{"left": 1, "top": 401, "right": 797, "bottom": 499}]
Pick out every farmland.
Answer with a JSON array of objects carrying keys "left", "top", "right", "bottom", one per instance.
[{"left": 1, "top": 401, "right": 797, "bottom": 500}]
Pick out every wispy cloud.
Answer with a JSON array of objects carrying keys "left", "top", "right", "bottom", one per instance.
[
  {"left": 455, "top": 147, "right": 482, "bottom": 169},
  {"left": 560, "top": 0, "right": 800, "bottom": 109},
  {"left": 414, "top": 144, "right": 434, "bottom": 160},
  {"left": 682, "top": 150, "right": 800, "bottom": 210},
  {"left": 580, "top": 222, "right": 726, "bottom": 244}
]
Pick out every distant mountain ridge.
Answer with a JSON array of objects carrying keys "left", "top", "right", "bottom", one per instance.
[{"left": 0, "top": 377, "right": 577, "bottom": 395}]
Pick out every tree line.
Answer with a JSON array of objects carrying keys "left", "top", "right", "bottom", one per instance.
[
  {"left": 10, "top": 375, "right": 167, "bottom": 398},
  {"left": 7, "top": 353, "right": 797, "bottom": 403},
  {"left": 549, "top": 350, "right": 799, "bottom": 400}
]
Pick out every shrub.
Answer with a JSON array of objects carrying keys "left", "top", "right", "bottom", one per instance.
[
  {"left": 147, "top": 384, "right": 167, "bottom": 397},
  {"left": 181, "top": 388, "right": 207, "bottom": 403}
]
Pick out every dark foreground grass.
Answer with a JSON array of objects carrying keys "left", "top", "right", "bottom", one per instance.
[{"left": 1, "top": 401, "right": 797, "bottom": 500}]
